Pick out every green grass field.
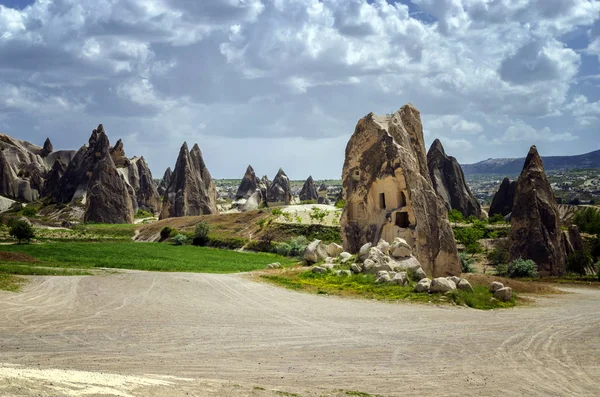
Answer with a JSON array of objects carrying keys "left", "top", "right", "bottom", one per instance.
[{"left": 0, "top": 241, "right": 297, "bottom": 274}]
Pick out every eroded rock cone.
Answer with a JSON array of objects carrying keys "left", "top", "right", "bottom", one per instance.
[
  {"left": 232, "top": 165, "right": 267, "bottom": 211},
  {"left": 160, "top": 142, "right": 218, "bottom": 219},
  {"left": 126, "top": 157, "right": 161, "bottom": 213},
  {"left": 489, "top": 178, "right": 517, "bottom": 217},
  {"left": 110, "top": 139, "right": 130, "bottom": 168},
  {"left": 84, "top": 130, "right": 134, "bottom": 224},
  {"left": 427, "top": 139, "right": 482, "bottom": 218},
  {"left": 0, "top": 150, "right": 19, "bottom": 199},
  {"left": 41, "top": 138, "right": 53, "bottom": 157},
  {"left": 267, "top": 168, "right": 291, "bottom": 205},
  {"left": 317, "top": 183, "right": 330, "bottom": 205},
  {"left": 509, "top": 146, "right": 566, "bottom": 276},
  {"left": 158, "top": 167, "right": 172, "bottom": 197},
  {"left": 299, "top": 176, "right": 318, "bottom": 202},
  {"left": 340, "top": 103, "right": 460, "bottom": 277},
  {"left": 43, "top": 157, "right": 67, "bottom": 196}
]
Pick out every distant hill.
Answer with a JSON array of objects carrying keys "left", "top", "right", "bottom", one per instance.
[{"left": 462, "top": 149, "right": 600, "bottom": 175}]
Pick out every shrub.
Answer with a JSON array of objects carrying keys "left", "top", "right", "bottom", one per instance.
[
  {"left": 273, "top": 242, "right": 292, "bottom": 256},
  {"left": 454, "top": 227, "right": 484, "bottom": 252},
  {"left": 206, "top": 235, "right": 247, "bottom": 249},
  {"left": 573, "top": 207, "right": 600, "bottom": 235},
  {"left": 466, "top": 215, "right": 480, "bottom": 224},
  {"left": 460, "top": 252, "right": 476, "bottom": 273},
  {"left": 22, "top": 207, "right": 37, "bottom": 217},
  {"left": 271, "top": 208, "right": 283, "bottom": 216},
  {"left": 448, "top": 209, "right": 464, "bottom": 223},
  {"left": 135, "top": 209, "right": 153, "bottom": 218},
  {"left": 9, "top": 220, "right": 35, "bottom": 243},
  {"left": 335, "top": 199, "right": 346, "bottom": 209},
  {"left": 193, "top": 221, "right": 210, "bottom": 246},
  {"left": 300, "top": 200, "right": 316, "bottom": 205},
  {"left": 256, "top": 218, "right": 267, "bottom": 229},
  {"left": 309, "top": 207, "right": 328, "bottom": 224},
  {"left": 173, "top": 234, "right": 188, "bottom": 246},
  {"left": 487, "top": 239, "right": 510, "bottom": 265},
  {"left": 496, "top": 258, "right": 538, "bottom": 278},
  {"left": 567, "top": 250, "right": 593, "bottom": 276},
  {"left": 288, "top": 236, "right": 309, "bottom": 257},
  {"left": 160, "top": 226, "right": 174, "bottom": 240},
  {"left": 488, "top": 213, "right": 506, "bottom": 224}
]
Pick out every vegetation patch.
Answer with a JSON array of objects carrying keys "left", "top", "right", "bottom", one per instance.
[
  {"left": 0, "top": 273, "right": 26, "bottom": 292},
  {"left": 261, "top": 268, "right": 517, "bottom": 310}
]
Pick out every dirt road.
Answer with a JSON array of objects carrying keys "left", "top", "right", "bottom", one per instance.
[{"left": 1, "top": 272, "right": 599, "bottom": 396}]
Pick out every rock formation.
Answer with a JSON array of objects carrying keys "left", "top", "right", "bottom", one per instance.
[
  {"left": 489, "top": 178, "right": 517, "bottom": 217},
  {"left": 110, "top": 139, "right": 130, "bottom": 168},
  {"left": 267, "top": 168, "right": 291, "bottom": 205},
  {"left": 427, "top": 139, "right": 482, "bottom": 218},
  {"left": 158, "top": 167, "right": 172, "bottom": 197},
  {"left": 84, "top": 131, "right": 134, "bottom": 224},
  {"left": 124, "top": 157, "right": 161, "bottom": 214},
  {"left": 509, "top": 146, "right": 566, "bottom": 276},
  {"left": 299, "top": 176, "right": 318, "bottom": 202},
  {"left": 160, "top": 142, "right": 218, "bottom": 219},
  {"left": 317, "top": 183, "right": 330, "bottom": 205},
  {"left": 232, "top": 165, "right": 267, "bottom": 211},
  {"left": 43, "top": 157, "right": 67, "bottom": 197},
  {"left": 340, "top": 103, "right": 460, "bottom": 277},
  {"left": 41, "top": 138, "right": 53, "bottom": 157}
]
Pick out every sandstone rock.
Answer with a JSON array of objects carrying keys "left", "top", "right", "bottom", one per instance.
[
  {"left": 267, "top": 168, "right": 291, "bottom": 205},
  {"left": 350, "top": 263, "right": 362, "bottom": 273},
  {"left": 489, "top": 281, "right": 504, "bottom": 293},
  {"left": 160, "top": 142, "right": 218, "bottom": 219},
  {"left": 125, "top": 157, "right": 161, "bottom": 214},
  {"left": 340, "top": 104, "right": 460, "bottom": 277},
  {"left": 325, "top": 257, "right": 335, "bottom": 264},
  {"left": 427, "top": 139, "right": 482, "bottom": 219},
  {"left": 299, "top": 176, "right": 318, "bottom": 202},
  {"left": 509, "top": 146, "right": 566, "bottom": 276},
  {"left": 311, "top": 266, "right": 327, "bottom": 274},
  {"left": 489, "top": 178, "right": 517, "bottom": 218},
  {"left": 457, "top": 279, "right": 474, "bottom": 292},
  {"left": 339, "top": 252, "right": 352, "bottom": 261},
  {"left": 317, "top": 183, "right": 330, "bottom": 205},
  {"left": 376, "top": 273, "right": 392, "bottom": 284},
  {"left": 395, "top": 256, "right": 423, "bottom": 273},
  {"left": 392, "top": 272, "right": 409, "bottom": 286},
  {"left": 494, "top": 287, "right": 513, "bottom": 302},
  {"left": 84, "top": 130, "right": 134, "bottom": 224},
  {"left": 390, "top": 237, "right": 412, "bottom": 258},
  {"left": 447, "top": 276, "right": 461, "bottom": 285},
  {"left": 326, "top": 243, "right": 343, "bottom": 258},
  {"left": 376, "top": 239, "right": 390, "bottom": 255},
  {"left": 430, "top": 277, "right": 457, "bottom": 293},
  {"left": 158, "top": 167, "right": 172, "bottom": 197},
  {"left": 304, "top": 240, "right": 328, "bottom": 264},
  {"left": 232, "top": 165, "right": 267, "bottom": 212},
  {"left": 415, "top": 278, "right": 431, "bottom": 293},
  {"left": 358, "top": 243, "right": 372, "bottom": 262},
  {"left": 266, "top": 262, "right": 281, "bottom": 269},
  {"left": 110, "top": 139, "right": 130, "bottom": 168}
]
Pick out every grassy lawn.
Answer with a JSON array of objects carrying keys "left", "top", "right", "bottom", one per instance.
[
  {"left": 261, "top": 269, "right": 517, "bottom": 310},
  {"left": 0, "top": 241, "right": 297, "bottom": 274}
]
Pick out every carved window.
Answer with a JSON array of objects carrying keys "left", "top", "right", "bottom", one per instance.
[
  {"left": 396, "top": 212, "right": 410, "bottom": 228},
  {"left": 379, "top": 193, "right": 386, "bottom": 209},
  {"left": 400, "top": 191, "right": 407, "bottom": 207}
]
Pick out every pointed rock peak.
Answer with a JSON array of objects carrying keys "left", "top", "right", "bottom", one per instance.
[
  {"left": 191, "top": 143, "right": 201, "bottom": 152},
  {"left": 96, "top": 124, "right": 105, "bottom": 134},
  {"left": 94, "top": 128, "right": 110, "bottom": 151},
  {"left": 163, "top": 167, "right": 172, "bottom": 177},
  {"left": 307, "top": 175, "right": 314, "bottom": 183},
  {"left": 245, "top": 164, "right": 255, "bottom": 174},
  {"left": 523, "top": 145, "right": 543, "bottom": 171},
  {"left": 318, "top": 183, "right": 328, "bottom": 191},
  {"left": 113, "top": 139, "right": 124, "bottom": 151},
  {"left": 275, "top": 168, "right": 287, "bottom": 178},
  {"left": 178, "top": 141, "right": 190, "bottom": 155},
  {"left": 429, "top": 139, "right": 446, "bottom": 156},
  {"left": 42, "top": 137, "right": 53, "bottom": 156}
]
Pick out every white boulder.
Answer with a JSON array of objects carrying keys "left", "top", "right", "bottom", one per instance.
[
  {"left": 304, "top": 240, "right": 328, "bottom": 264},
  {"left": 430, "top": 277, "right": 457, "bottom": 293}
]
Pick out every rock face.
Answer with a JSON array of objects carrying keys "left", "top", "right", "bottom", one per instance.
[
  {"left": 158, "top": 167, "right": 172, "bottom": 197},
  {"left": 41, "top": 138, "right": 53, "bottom": 157},
  {"left": 489, "top": 178, "right": 517, "bottom": 217},
  {"left": 427, "top": 139, "right": 482, "bottom": 218},
  {"left": 340, "top": 104, "right": 460, "bottom": 277},
  {"left": 267, "top": 168, "right": 291, "bottom": 205},
  {"left": 299, "top": 176, "right": 318, "bottom": 202},
  {"left": 509, "top": 146, "right": 566, "bottom": 276},
  {"left": 110, "top": 139, "right": 130, "bottom": 168},
  {"left": 84, "top": 129, "right": 135, "bottom": 224},
  {"left": 160, "top": 142, "right": 218, "bottom": 219},
  {"left": 124, "top": 157, "right": 161, "bottom": 214},
  {"left": 232, "top": 165, "right": 267, "bottom": 212},
  {"left": 317, "top": 183, "right": 330, "bottom": 205},
  {"left": 43, "top": 157, "right": 67, "bottom": 196}
]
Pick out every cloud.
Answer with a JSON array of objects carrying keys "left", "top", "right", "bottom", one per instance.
[{"left": 502, "top": 121, "right": 579, "bottom": 143}]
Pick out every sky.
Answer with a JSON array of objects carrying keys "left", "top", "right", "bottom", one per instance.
[{"left": 1, "top": 0, "right": 600, "bottom": 180}]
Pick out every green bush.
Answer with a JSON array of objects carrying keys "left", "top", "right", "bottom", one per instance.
[
  {"left": 193, "top": 222, "right": 210, "bottom": 246},
  {"left": 135, "top": 209, "right": 153, "bottom": 218},
  {"left": 459, "top": 252, "right": 476, "bottom": 273},
  {"left": 9, "top": 220, "right": 35, "bottom": 243},
  {"left": 271, "top": 208, "right": 283, "bottom": 216},
  {"left": 454, "top": 227, "right": 484, "bottom": 253},
  {"left": 496, "top": 258, "right": 538, "bottom": 278},
  {"left": 173, "top": 234, "right": 188, "bottom": 246},
  {"left": 300, "top": 200, "right": 316, "bottom": 205},
  {"left": 288, "top": 236, "right": 309, "bottom": 257},
  {"left": 206, "top": 235, "right": 247, "bottom": 250},
  {"left": 574, "top": 207, "right": 600, "bottom": 235},
  {"left": 309, "top": 206, "right": 328, "bottom": 224},
  {"left": 488, "top": 213, "right": 506, "bottom": 224},
  {"left": 487, "top": 239, "right": 510, "bottom": 265},
  {"left": 335, "top": 199, "right": 346, "bottom": 209},
  {"left": 448, "top": 209, "right": 464, "bottom": 223},
  {"left": 273, "top": 242, "right": 292, "bottom": 256},
  {"left": 160, "top": 226, "right": 174, "bottom": 240},
  {"left": 567, "top": 250, "right": 593, "bottom": 276},
  {"left": 22, "top": 207, "right": 37, "bottom": 217}
]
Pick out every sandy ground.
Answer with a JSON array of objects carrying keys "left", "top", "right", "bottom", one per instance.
[{"left": 1, "top": 272, "right": 600, "bottom": 397}]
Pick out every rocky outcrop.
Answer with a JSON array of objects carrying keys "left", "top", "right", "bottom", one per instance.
[
  {"left": 41, "top": 138, "right": 53, "bottom": 157},
  {"left": 160, "top": 142, "right": 218, "bottom": 219},
  {"left": 261, "top": 175, "right": 271, "bottom": 190},
  {"left": 84, "top": 129, "right": 135, "bottom": 224},
  {"left": 299, "top": 176, "right": 318, "bottom": 202},
  {"left": 110, "top": 139, "right": 130, "bottom": 168},
  {"left": 267, "top": 168, "right": 291, "bottom": 205},
  {"left": 43, "top": 157, "right": 67, "bottom": 197},
  {"left": 427, "top": 139, "right": 482, "bottom": 218},
  {"left": 317, "top": 183, "right": 330, "bottom": 205},
  {"left": 124, "top": 157, "right": 161, "bottom": 214},
  {"left": 232, "top": 165, "right": 267, "bottom": 211},
  {"left": 158, "top": 167, "right": 172, "bottom": 197},
  {"left": 340, "top": 103, "right": 460, "bottom": 277},
  {"left": 509, "top": 146, "right": 566, "bottom": 276},
  {"left": 489, "top": 178, "right": 517, "bottom": 217}
]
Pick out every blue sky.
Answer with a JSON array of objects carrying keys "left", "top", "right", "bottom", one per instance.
[{"left": 1, "top": 0, "right": 600, "bottom": 179}]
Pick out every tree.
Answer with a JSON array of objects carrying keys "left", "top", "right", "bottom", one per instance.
[
  {"left": 9, "top": 220, "right": 35, "bottom": 244},
  {"left": 193, "top": 222, "right": 210, "bottom": 246},
  {"left": 567, "top": 250, "right": 593, "bottom": 276},
  {"left": 448, "top": 209, "right": 464, "bottom": 223}
]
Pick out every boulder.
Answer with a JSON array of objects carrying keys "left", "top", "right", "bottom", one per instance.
[
  {"left": 447, "top": 276, "right": 461, "bottom": 285},
  {"left": 412, "top": 267, "right": 427, "bottom": 281},
  {"left": 457, "top": 279, "right": 474, "bottom": 293},
  {"left": 395, "top": 256, "right": 423, "bottom": 273},
  {"left": 390, "top": 237, "right": 412, "bottom": 258},
  {"left": 335, "top": 270, "right": 352, "bottom": 277},
  {"left": 160, "top": 142, "right": 218, "bottom": 219},
  {"left": 376, "top": 239, "right": 390, "bottom": 255},
  {"left": 326, "top": 243, "right": 343, "bottom": 258},
  {"left": 376, "top": 273, "right": 392, "bottom": 284},
  {"left": 430, "top": 277, "right": 457, "bottom": 293},
  {"left": 299, "top": 176, "right": 318, "bottom": 202},
  {"left": 350, "top": 263, "right": 362, "bottom": 274},
  {"left": 489, "top": 178, "right": 517, "bottom": 218},
  {"left": 339, "top": 252, "right": 352, "bottom": 261},
  {"left": 415, "top": 278, "right": 431, "bottom": 293},
  {"left": 266, "top": 262, "right": 281, "bottom": 269},
  {"left": 304, "top": 240, "right": 328, "bottom": 264},
  {"left": 494, "top": 287, "right": 513, "bottom": 302},
  {"left": 358, "top": 243, "right": 372, "bottom": 262},
  {"left": 392, "top": 272, "right": 409, "bottom": 286},
  {"left": 267, "top": 168, "right": 291, "bottom": 204},
  {"left": 509, "top": 146, "right": 566, "bottom": 276},
  {"left": 489, "top": 281, "right": 504, "bottom": 293},
  {"left": 427, "top": 139, "right": 482, "bottom": 219},
  {"left": 311, "top": 266, "right": 327, "bottom": 274},
  {"left": 340, "top": 104, "right": 460, "bottom": 277}
]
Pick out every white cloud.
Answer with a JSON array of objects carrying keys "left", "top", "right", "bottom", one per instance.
[{"left": 502, "top": 121, "right": 579, "bottom": 143}]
